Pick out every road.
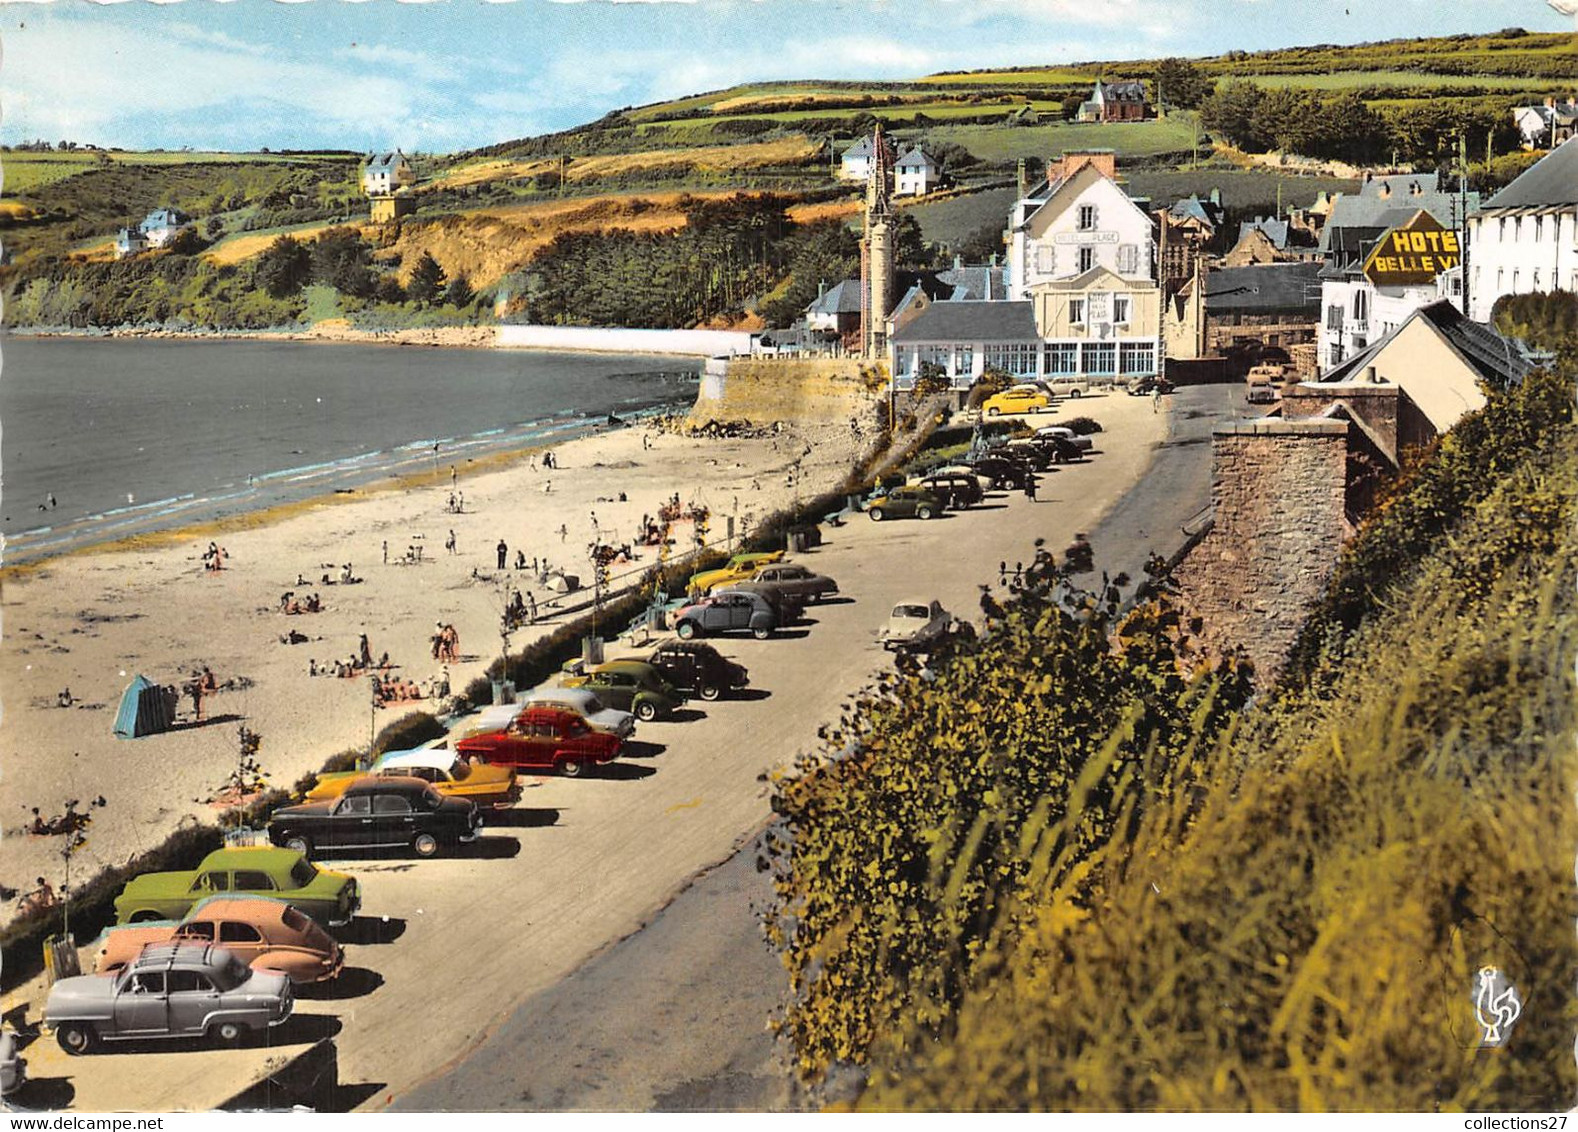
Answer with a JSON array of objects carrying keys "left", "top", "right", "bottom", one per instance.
[
  {"left": 11, "top": 386, "right": 1241, "bottom": 1113},
  {"left": 388, "top": 384, "right": 1244, "bottom": 1113}
]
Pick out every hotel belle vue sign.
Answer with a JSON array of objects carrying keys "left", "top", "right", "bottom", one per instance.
[{"left": 1362, "top": 210, "right": 1461, "bottom": 287}]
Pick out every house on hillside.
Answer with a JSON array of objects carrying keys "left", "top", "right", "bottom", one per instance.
[
  {"left": 1467, "top": 136, "right": 1578, "bottom": 323},
  {"left": 139, "top": 208, "right": 191, "bottom": 248},
  {"left": 840, "top": 133, "right": 895, "bottom": 182},
  {"left": 1512, "top": 97, "right": 1578, "bottom": 149},
  {"left": 1156, "top": 191, "right": 1224, "bottom": 298},
  {"left": 805, "top": 280, "right": 864, "bottom": 335},
  {"left": 115, "top": 226, "right": 149, "bottom": 259},
  {"left": 1076, "top": 80, "right": 1148, "bottom": 123},
  {"left": 894, "top": 145, "right": 943, "bottom": 197},
  {"left": 362, "top": 150, "right": 414, "bottom": 196}
]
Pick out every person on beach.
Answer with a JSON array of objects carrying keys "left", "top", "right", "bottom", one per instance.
[
  {"left": 497, "top": 540, "right": 508, "bottom": 570},
  {"left": 57, "top": 687, "right": 73, "bottom": 708},
  {"left": 446, "top": 530, "right": 457, "bottom": 555},
  {"left": 1023, "top": 474, "right": 1038, "bottom": 503},
  {"left": 451, "top": 465, "right": 458, "bottom": 488},
  {"left": 309, "top": 659, "right": 318, "bottom": 677},
  {"left": 558, "top": 524, "right": 568, "bottom": 543},
  {"left": 188, "top": 678, "right": 206, "bottom": 722},
  {"left": 515, "top": 549, "right": 526, "bottom": 570},
  {"left": 21, "top": 877, "right": 57, "bottom": 916},
  {"left": 47, "top": 493, "right": 56, "bottom": 510},
  {"left": 382, "top": 540, "right": 388, "bottom": 565},
  {"left": 358, "top": 634, "right": 372, "bottom": 668},
  {"left": 527, "top": 591, "right": 538, "bottom": 622},
  {"left": 458, "top": 492, "right": 465, "bottom": 513},
  {"left": 448, "top": 492, "right": 457, "bottom": 513}
]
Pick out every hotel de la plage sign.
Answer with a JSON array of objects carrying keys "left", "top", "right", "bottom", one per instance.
[
  {"left": 1363, "top": 211, "right": 1461, "bottom": 287},
  {"left": 1054, "top": 230, "right": 1120, "bottom": 245}
]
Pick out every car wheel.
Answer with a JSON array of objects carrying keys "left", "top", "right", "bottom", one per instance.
[
  {"left": 986, "top": 407, "right": 1000, "bottom": 417},
  {"left": 559, "top": 758, "right": 585, "bottom": 778},
  {"left": 1070, "top": 389, "right": 1082, "bottom": 398},
  {"left": 57, "top": 1022, "right": 97, "bottom": 1056},
  {"left": 412, "top": 833, "right": 439, "bottom": 858},
  {"left": 698, "top": 684, "right": 722, "bottom": 701},
  {"left": 129, "top": 910, "right": 164, "bottom": 923},
  {"left": 869, "top": 508, "right": 885, "bottom": 522},
  {"left": 916, "top": 504, "right": 934, "bottom": 520},
  {"left": 751, "top": 625, "right": 773, "bottom": 640},
  {"left": 211, "top": 1020, "right": 250, "bottom": 1045},
  {"left": 284, "top": 835, "right": 311, "bottom": 857},
  {"left": 675, "top": 620, "right": 697, "bottom": 640},
  {"left": 635, "top": 700, "right": 658, "bottom": 722}
]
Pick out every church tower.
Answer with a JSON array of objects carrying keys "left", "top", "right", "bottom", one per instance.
[{"left": 859, "top": 124, "right": 896, "bottom": 360}]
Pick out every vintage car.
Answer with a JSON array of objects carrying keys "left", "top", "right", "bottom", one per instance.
[
  {"left": 714, "top": 581, "right": 805, "bottom": 625},
  {"left": 93, "top": 896, "right": 343, "bottom": 984},
  {"left": 0, "top": 1029, "right": 24, "bottom": 1096},
  {"left": 912, "top": 472, "right": 985, "bottom": 509},
  {"left": 747, "top": 562, "right": 839, "bottom": 603},
  {"left": 562, "top": 660, "right": 685, "bottom": 722},
  {"left": 878, "top": 598, "right": 957, "bottom": 652},
  {"left": 1033, "top": 424, "right": 1095, "bottom": 452},
  {"left": 960, "top": 452, "right": 1032, "bottom": 490},
  {"left": 672, "top": 590, "right": 781, "bottom": 640},
  {"left": 931, "top": 465, "right": 995, "bottom": 494},
  {"left": 688, "top": 551, "right": 786, "bottom": 596},
  {"left": 455, "top": 707, "right": 622, "bottom": 776},
  {"left": 1043, "top": 375, "right": 1091, "bottom": 398},
  {"left": 522, "top": 685, "right": 637, "bottom": 738},
  {"left": 45, "top": 942, "right": 292, "bottom": 1055},
  {"left": 268, "top": 776, "right": 481, "bottom": 859},
  {"left": 643, "top": 640, "right": 748, "bottom": 701},
  {"left": 981, "top": 387, "right": 1051, "bottom": 417},
  {"left": 866, "top": 486, "right": 943, "bottom": 521},
  {"left": 114, "top": 847, "right": 360, "bottom": 928},
  {"left": 306, "top": 749, "right": 519, "bottom": 808},
  {"left": 1126, "top": 374, "right": 1175, "bottom": 396}
]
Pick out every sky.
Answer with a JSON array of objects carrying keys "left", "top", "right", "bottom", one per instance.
[{"left": 2, "top": 0, "right": 1573, "bottom": 153}]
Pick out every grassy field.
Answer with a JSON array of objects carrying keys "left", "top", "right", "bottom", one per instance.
[
  {"left": 924, "top": 114, "right": 1199, "bottom": 163},
  {"left": 1241, "top": 70, "right": 1562, "bottom": 91},
  {"left": 3, "top": 149, "right": 352, "bottom": 195},
  {"left": 919, "top": 68, "right": 1096, "bottom": 86}
]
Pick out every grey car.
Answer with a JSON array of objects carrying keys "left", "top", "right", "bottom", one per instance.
[
  {"left": 673, "top": 590, "right": 780, "bottom": 640},
  {"left": 45, "top": 941, "right": 292, "bottom": 1054},
  {"left": 0, "top": 1029, "right": 24, "bottom": 1096}
]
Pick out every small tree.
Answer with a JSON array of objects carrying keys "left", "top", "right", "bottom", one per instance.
[
  {"left": 1154, "top": 58, "right": 1214, "bottom": 109},
  {"left": 254, "top": 235, "right": 311, "bottom": 298},
  {"left": 407, "top": 251, "right": 448, "bottom": 305},
  {"left": 445, "top": 272, "right": 476, "bottom": 309},
  {"left": 966, "top": 366, "right": 1014, "bottom": 409},
  {"left": 163, "top": 227, "right": 207, "bottom": 256},
  {"left": 913, "top": 361, "right": 951, "bottom": 399}
]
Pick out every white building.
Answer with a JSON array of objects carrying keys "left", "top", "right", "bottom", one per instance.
[
  {"left": 839, "top": 134, "right": 894, "bottom": 182},
  {"left": 362, "top": 151, "right": 413, "bottom": 196},
  {"left": 1512, "top": 98, "right": 1578, "bottom": 150},
  {"left": 114, "top": 226, "right": 149, "bottom": 259},
  {"left": 894, "top": 146, "right": 942, "bottom": 197},
  {"left": 138, "top": 208, "right": 191, "bottom": 249},
  {"left": 1467, "top": 137, "right": 1578, "bottom": 323},
  {"left": 1006, "top": 151, "right": 1154, "bottom": 301}
]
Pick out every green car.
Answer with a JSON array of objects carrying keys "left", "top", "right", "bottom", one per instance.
[
  {"left": 564, "top": 660, "right": 686, "bottom": 722},
  {"left": 113, "top": 847, "right": 361, "bottom": 928},
  {"left": 867, "top": 486, "right": 943, "bottom": 522}
]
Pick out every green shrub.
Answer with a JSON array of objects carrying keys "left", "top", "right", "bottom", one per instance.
[
  {"left": 1062, "top": 415, "right": 1102, "bottom": 435},
  {"left": 371, "top": 711, "right": 448, "bottom": 757}
]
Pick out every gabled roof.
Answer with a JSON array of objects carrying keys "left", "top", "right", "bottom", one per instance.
[
  {"left": 1017, "top": 161, "right": 1145, "bottom": 232},
  {"left": 1319, "top": 180, "right": 1474, "bottom": 253},
  {"left": 1481, "top": 136, "right": 1578, "bottom": 210},
  {"left": 1100, "top": 81, "right": 1146, "bottom": 102},
  {"left": 1168, "top": 194, "right": 1223, "bottom": 228},
  {"left": 843, "top": 136, "right": 875, "bottom": 159},
  {"left": 140, "top": 208, "right": 189, "bottom": 231},
  {"left": 365, "top": 151, "right": 407, "bottom": 170},
  {"left": 896, "top": 146, "right": 941, "bottom": 172},
  {"left": 1238, "top": 216, "right": 1289, "bottom": 250},
  {"left": 807, "top": 279, "right": 863, "bottom": 315},
  {"left": 1320, "top": 299, "right": 1532, "bottom": 389},
  {"left": 1202, "top": 261, "right": 1322, "bottom": 314},
  {"left": 936, "top": 262, "right": 1008, "bottom": 302},
  {"left": 890, "top": 300, "right": 1038, "bottom": 344},
  {"left": 1029, "top": 263, "right": 1133, "bottom": 291}
]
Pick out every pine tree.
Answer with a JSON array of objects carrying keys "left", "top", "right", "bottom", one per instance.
[{"left": 407, "top": 251, "right": 448, "bottom": 305}]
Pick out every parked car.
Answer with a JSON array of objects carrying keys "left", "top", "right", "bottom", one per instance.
[
  {"left": 93, "top": 896, "right": 343, "bottom": 985},
  {"left": 563, "top": 659, "right": 685, "bottom": 722},
  {"left": 982, "top": 387, "right": 1050, "bottom": 417},
  {"left": 878, "top": 599, "right": 957, "bottom": 652},
  {"left": 913, "top": 472, "right": 984, "bottom": 509},
  {"left": 114, "top": 848, "right": 360, "bottom": 928},
  {"left": 1003, "top": 435, "right": 1083, "bottom": 465},
  {"left": 307, "top": 749, "right": 519, "bottom": 808},
  {"left": 1044, "top": 375, "right": 1091, "bottom": 398},
  {"left": 455, "top": 707, "right": 623, "bottom": 777},
  {"left": 45, "top": 942, "right": 292, "bottom": 1055},
  {"left": 1033, "top": 424, "right": 1095, "bottom": 452},
  {"left": 995, "top": 439, "right": 1055, "bottom": 471},
  {"left": 960, "top": 453, "right": 1031, "bottom": 490},
  {"left": 748, "top": 562, "right": 839, "bottom": 603},
  {"left": 866, "top": 486, "right": 943, "bottom": 521},
  {"left": 931, "top": 465, "right": 995, "bottom": 494},
  {"left": 715, "top": 581, "right": 805, "bottom": 625},
  {"left": 269, "top": 777, "right": 481, "bottom": 859},
  {"left": 1246, "top": 376, "right": 1279, "bottom": 404},
  {"left": 0, "top": 1029, "right": 24, "bottom": 1096},
  {"left": 522, "top": 685, "right": 636, "bottom": 739},
  {"left": 688, "top": 551, "right": 786, "bottom": 595},
  {"left": 672, "top": 590, "right": 781, "bottom": 640},
  {"left": 643, "top": 640, "right": 748, "bottom": 701},
  {"left": 1126, "top": 374, "right": 1174, "bottom": 396}
]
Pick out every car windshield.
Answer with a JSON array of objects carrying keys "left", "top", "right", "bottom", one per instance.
[
  {"left": 290, "top": 860, "right": 318, "bottom": 888},
  {"left": 423, "top": 787, "right": 444, "bottom": 809},
  {"left": 210, "top": 953, "right": 251, "bottom": 992},
  {"left": 895, "top": 605, "right": 930, "bottom": 619}
]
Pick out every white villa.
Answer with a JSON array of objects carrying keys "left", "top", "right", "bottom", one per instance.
[
  {"left": 1466, "top": 137, "right": 1578, "bottom": 323},
  {"left": 894, "top": 145, "right": 943, "bottom": 197},
  {"left": 362, "top": 151, "right": 414, "bottom": 196}
]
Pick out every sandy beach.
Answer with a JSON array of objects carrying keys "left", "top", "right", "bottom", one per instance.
[{"left": 0, "top": 414, "right": 868, "bottom": 915}]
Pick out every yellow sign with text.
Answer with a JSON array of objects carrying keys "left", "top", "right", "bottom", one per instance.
[{"left": 1363, "top": 210, "right": 1461, "bottom": 287}]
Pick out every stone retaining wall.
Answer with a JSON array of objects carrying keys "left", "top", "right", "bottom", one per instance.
[{"left": 691, "top": 356, "right": 882, "bottom": 425}]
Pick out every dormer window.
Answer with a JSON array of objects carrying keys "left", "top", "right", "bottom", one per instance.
[{"left": 1078, "top": 204, "right": 1096, "bottom": 231}]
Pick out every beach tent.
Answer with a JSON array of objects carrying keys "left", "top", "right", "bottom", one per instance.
[{"left": 114, "top": 675, "right": 175, "bottom": 739}]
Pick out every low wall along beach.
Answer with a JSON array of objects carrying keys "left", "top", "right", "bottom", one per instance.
[{"left": 693, "top": 356, "right": 882, "bottom": 425}]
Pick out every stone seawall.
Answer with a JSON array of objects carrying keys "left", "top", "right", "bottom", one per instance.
[
  {"left": 1175, "top": 417, "right": 1350, "bottom": 681},
  {"left": 497, "top": 324, "right": 754, "bottom": 356},
  {"left": 691, "top": 356, "right": 882, "bottom": 425}
]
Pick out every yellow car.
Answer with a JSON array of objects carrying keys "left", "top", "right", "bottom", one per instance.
[
  {"left": 982, "top": 387, "right": 1050, "bottom": 417},
  {"left": 306, "top": 748, "right": 519, "bottom": 808},
  {"left": 688, "top": 550, "right": 786, "bottom": 596}
]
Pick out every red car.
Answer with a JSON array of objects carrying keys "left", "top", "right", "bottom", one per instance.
[{"left": 454, "top": 707, "right": 621, "bottom": 777}]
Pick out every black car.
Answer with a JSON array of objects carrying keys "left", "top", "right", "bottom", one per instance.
[
  {"left": 1126, "top": 374, "right": 1175, "bottom": 396},
  {"left": 268, "top": 777, "right": 481, "bottom": 859},
  {"left": 962, "top": 453, "right": 1031, "bottom": 490},
  {"left": 645, "top": 640, "right": 749, "bottom": 701},
  {"left": 916, "top": 473, "right": 984, "bottom": 509}
]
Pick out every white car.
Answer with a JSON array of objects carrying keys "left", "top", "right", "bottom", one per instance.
[
  {"left": 1033, "top": 425, "right": 1094, "bottom": 452},
  {"left": 1044, "top": 375, "right": 1091, "bottom": 397},
  {"left": 878, "top": 598, "right": 955, "bottom": 652},
  {"left": 930, "top": 465, "right": 994, "bottom": 493},
  {"left": 522, "top": 685, "right": 637, "bottom": 738}
]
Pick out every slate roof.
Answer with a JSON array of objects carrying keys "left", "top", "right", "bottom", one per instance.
[
  {"left": 1238, "top": 216, "right": 1290, "bottom": 250},
  {"left": 890, "top": 300, "right": 1039, "bottom": 344},
  {"left": 1202, "top": 262, "right": 1323, "bottom": 314},
  {"left": 365, "top": 151, "right": 406, "bottom": 170},
  {"left": 1169, "top": 194, "right": 1223, "bottom": 228},
  {"left": 936, "top": 262, "right": 1008, "bottom": 302},
  {"left": 807, "top": 279, "right": 863, "bottom": 315},
  {"left": 1319, "top": 179, "right": 1475, "bottom": 253},
  {"left": 896, "top": 146, "right": 941, "bottom": 172},
  {"left": 140, "top": 208, "right": 189, "bottom": 231},
  {"left": 1481, "top": 136, "right": 1578, "bottom": 210},
  {"left": 1320, "top": 299, "right": 1533, "bottom": 388},
  {"left": 1100, "top": 81, "right": 1147, "bottom": 103},
  {"left": 843, "top": 136, "right": 874, "bottom": 159}
]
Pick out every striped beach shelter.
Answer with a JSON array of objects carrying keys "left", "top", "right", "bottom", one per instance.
[{"left": 114, "top": 674, "right": 174, "bottom": 739}]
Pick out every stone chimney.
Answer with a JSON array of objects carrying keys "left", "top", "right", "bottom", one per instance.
[{"left": 1046, "top": 150, "right": 1118, "bottom": 188}]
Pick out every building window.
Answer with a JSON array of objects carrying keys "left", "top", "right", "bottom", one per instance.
[
  {"left": 1535, "top": 215, "right": 1544, "bottom": 241},
  {"left": 1116, "top": 244, "right": 1139, "bottom": 274},
  {"left": 1044, "top": 343, "right": 1078, "bottom": 374},
  {"left": 1498, "top": 217, "right": 1507, "bottom": 239},
  {"left": 1113, "top": 295, "right": 1131, "bottom": 324},
  {"left": 956, "top": 345, "right": 973, "bottom": 375},
  {"left": 984, "top": 343, "right": 1038, "bottom": 375},
  {"left": 1352, "top": 289, "right": 1369, "bottom": 323},
  {"left": 1325, "top": 304, "right": 1343, "bottom": 330},
  {"left": 1069, "top": 298, "right": 1086, "bottom": 324},
  {"left": 1078, "top": 246, "right": 1095, "bottom": 273},
  {"left": 1497, "top": 268, "right": 1504, "bottom": 290},
  {"left": 1078, "top": 204, "right": 1096, "bottom": 231},
  {"left": 1082, "top": 342, "right": 1117, "bottom": 375},
  {"left": 1514, "top": 217, "right": 1522, "bottom": 239},
  {"left": 1533, "top": 269, "right": 1542, "bottom": 291},
  {"left": 1036, "top": 245, "right": 1056, "bottom": 274},
  {"left": 1119, "top": 341, "right": 1154, "bottom": 375},
  {"left": 1512, "top": 269, "right": 1519, "bottom": 291}
]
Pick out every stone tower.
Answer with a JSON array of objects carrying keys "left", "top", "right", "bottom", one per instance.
[{"left": 860, "top": 124, "right": 896, "bottom": 360}]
